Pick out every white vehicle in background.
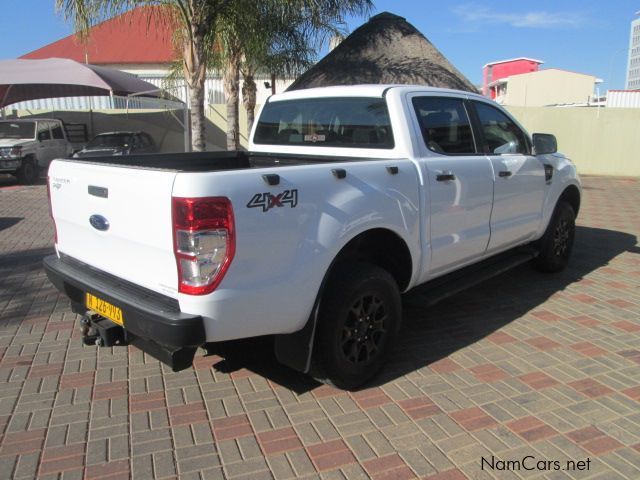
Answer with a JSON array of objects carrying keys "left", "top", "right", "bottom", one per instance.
[
  {"left": 0, "top": 118, "right": 73, "bottom": 184},
  {"left": 44, "top": 85, "right": 581, "bottom": 389}
]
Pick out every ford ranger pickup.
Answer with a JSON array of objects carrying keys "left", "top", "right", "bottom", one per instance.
[{"left": 43, "top": 85, "right": 581, "bottom": 389}]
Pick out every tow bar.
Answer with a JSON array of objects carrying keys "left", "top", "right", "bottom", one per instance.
[
  {"left": 78, "top": 313, "right": 197, "bottom": 371},
  {"left": 80, "top": 313, "right": 126, "bottom": 347}
]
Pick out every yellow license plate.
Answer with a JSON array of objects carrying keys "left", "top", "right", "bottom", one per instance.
[{"left": 86, "top": 293, "right": 124, "bottom": 326}]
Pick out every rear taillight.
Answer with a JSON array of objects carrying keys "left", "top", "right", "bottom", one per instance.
[
  {"left": 172, "top": 197, "right": 235, "bottom": 295},
  {"left": 46, "top": 176, "right": 58, "bottom": 244}
]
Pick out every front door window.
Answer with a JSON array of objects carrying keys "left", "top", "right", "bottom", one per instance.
[{"left": 473, "top": 102, "right": 530, "bottom": 155}]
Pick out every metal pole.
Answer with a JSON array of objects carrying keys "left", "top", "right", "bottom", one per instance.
[
  {"left": 126, "top": 84, "right": 189, "bottom": 152},
  {"left": 1, "top": 85, "right": 13, "bottom": 110},
  {"left": 88, "top": 91, "right": 95, "bottom": 139}
]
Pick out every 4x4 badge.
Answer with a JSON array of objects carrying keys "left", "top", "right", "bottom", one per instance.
[{"left": 247, "top": 189, "right": 298, "bottom": 212}]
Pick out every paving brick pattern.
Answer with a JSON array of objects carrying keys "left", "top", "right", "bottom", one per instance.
[{"left": 0, "top": 174, "right": 639, "bottom": 479}]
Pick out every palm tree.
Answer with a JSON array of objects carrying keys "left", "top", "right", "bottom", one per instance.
[
  {"left": 56, "top": 0, "right": 230, "bottom": 152},
  {"left": 57, "top": 0, "right": 373, "bottom": 152},
  {"left": 212, "top": 6, "right": 245, "bottom": 150},
  {"left": 215, "top": 0, "right": 373, "bottom": 150},
  {"left": 239, "top": 5, "right": 316, "bottom": 136}
]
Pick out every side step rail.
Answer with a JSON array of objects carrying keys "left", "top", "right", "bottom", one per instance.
[{"left": 405, "top": 248, "right": 538, "bottom": 307}]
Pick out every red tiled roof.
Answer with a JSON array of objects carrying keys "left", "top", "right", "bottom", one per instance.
[{"left": 20, "top": 6, "right": 176, "bottom": 65}]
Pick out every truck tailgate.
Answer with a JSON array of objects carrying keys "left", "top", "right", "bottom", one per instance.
[{"left": 49, "top": 159, "right": 179, "bottom": 298}]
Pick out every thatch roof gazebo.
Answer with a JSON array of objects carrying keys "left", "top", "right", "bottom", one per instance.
[{"left": 287, "top": 12, "right": 477, "bottom": 93}]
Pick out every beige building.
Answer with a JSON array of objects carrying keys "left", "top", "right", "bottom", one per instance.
[{"left": 489, "top": 69, "right": 598, "bottom": 106}]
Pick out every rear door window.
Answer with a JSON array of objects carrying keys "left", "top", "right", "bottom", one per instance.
[
  {"left": 412, "top": 97, "right": 477, "bottom": 155},
  {"left": 254, "top": 97, "right": 394, "bottom": 149}
]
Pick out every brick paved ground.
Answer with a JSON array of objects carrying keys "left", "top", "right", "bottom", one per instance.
[{"left": 0, "top": 174, "right": 639, "bottom": 479}]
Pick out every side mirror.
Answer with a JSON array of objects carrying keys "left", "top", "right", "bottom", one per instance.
[{"left": 532, "top": 133, "right": 557, "bottom": 155}]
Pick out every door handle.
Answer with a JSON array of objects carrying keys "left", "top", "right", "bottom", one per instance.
[
  {"left": 499, "top": 170, "right": 512, "bottom": 177},
  {"left": 436, "top": 171, "right": 455, "bottom": 182}
]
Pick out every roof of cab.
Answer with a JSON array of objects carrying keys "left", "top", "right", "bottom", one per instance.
[{"left": 268, "top": 84, "right": 487, "bottom": 102}]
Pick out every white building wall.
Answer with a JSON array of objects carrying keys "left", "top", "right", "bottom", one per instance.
[{"left": 607, "top": 90, "right": 640, "bottom": 108}]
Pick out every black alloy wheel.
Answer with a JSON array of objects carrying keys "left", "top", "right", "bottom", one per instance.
[
  {"left": 533, "top": 201, "right": 576, "bottom": 272},
  {"left": 341, "top": 293, "right": 388, "bottom": 365},
  {"left": 313, "top": 263, "right": 401, "bottom": 390},
  {"left": 552, "top": 217, "right": 571, "bottom": 258}
]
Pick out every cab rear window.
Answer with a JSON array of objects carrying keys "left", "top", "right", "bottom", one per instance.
[{"left": 254, "top": 97, "right": 394, "bottom": 149}]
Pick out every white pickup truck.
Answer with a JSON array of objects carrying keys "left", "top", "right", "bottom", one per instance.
[
  {"left": 44, "top": 85, "right": 581, "bottom": 388},
  {"left": 0, "top": 118, "right": 73, "bottom": 184}
]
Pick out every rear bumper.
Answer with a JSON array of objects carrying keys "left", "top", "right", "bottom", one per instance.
[{"left": 43, "top": 254, "right": 205, "bottom": 369}]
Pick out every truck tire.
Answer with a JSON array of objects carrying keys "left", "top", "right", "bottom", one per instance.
[
  {"left": 532, "top": 201, "right": 575, "bottom": 273},
  {"left": 313, "top": 263, "right": 401, "bottom": 390},
  {"left": 17, "top": 157, "right": 38, "bottom": 185}
]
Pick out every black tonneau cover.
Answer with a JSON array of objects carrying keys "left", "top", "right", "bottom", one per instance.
[{"left": 60, "top": 150, "right": 383, "bottom": 173}]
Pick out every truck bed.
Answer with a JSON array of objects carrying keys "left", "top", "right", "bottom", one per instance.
[
  {"left": 64, "top": 150, "right": 371, "bottom": 172},
  {"left": 49, "top": 149, "right": 408, "bottom": 303}
]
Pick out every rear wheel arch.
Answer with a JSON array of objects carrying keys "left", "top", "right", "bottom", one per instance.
[
  {"left": 330, "top": 228, "right": 413, "bottom": 292},
  {"left": 273, "top": 228, "right": 413, "bottom": 374}
]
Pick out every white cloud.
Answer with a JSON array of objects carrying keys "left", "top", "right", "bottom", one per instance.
[{"left": 452, "top": 4, "right": 587, "bottom": 29}]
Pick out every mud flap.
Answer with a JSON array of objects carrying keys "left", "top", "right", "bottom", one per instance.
[{"left": 273, "top": 301, "right": 320, "bottom": 373}]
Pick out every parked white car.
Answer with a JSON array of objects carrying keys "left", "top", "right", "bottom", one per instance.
[
  {"left": 0, "top": 118, "right": 73, "bottom": 184},
  {"left": 44, "top": 85, "right": 581, "bottom": 388}
]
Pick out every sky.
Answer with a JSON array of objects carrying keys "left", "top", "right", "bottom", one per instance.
[{"left": 2, "top": 0, "right": 638, "bottom": 91}]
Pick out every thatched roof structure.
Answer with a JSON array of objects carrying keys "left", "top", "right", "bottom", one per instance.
[{"left": 287, "top": 12, "right": 476, "bottom": 93}]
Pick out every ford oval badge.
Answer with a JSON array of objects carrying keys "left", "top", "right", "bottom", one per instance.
[{"left": 89, "top": 214, "right": 110, "bottom": 231}]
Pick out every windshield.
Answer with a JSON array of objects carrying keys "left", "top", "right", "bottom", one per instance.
[
  {"left": 253, "top": 97, "right": 394, "bottom": 149},
  {"left": 0, "top": 122, "right": 36, "bottom": 139},
  {"left": 86, "top": 133, "right": 132, "bottom": 149}
]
